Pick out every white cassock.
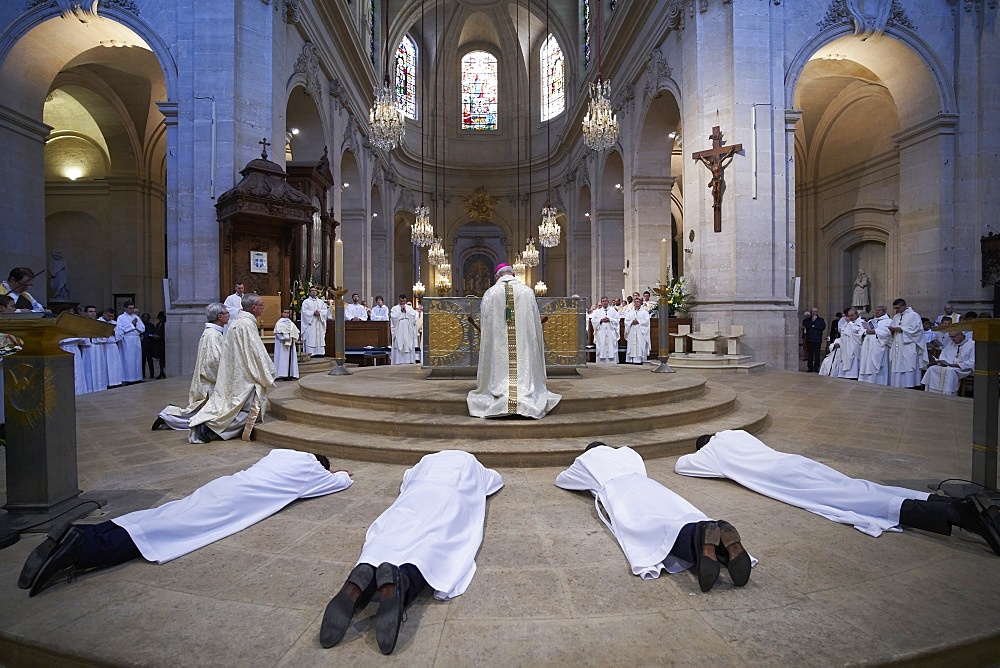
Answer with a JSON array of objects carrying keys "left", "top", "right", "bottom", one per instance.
[
  {"left": 116, "top": 312, "right": 144, "bottom": 382},
  {"left": 818, "top": 343, "right": 840, "bottom": 377},
  {"left": 356, "top": 450, "right": 503, "bottom": 600},
  {"left": 675, "top": 430, "right": 930, "bottom": 537},
  {"left": 345, "top": 302, "right": 368, "bottom": 321},
  {"left": 466, "top": 275, "right": 561, "bottom": 418},
  {"left": 625, "top": 307, "right": 651, "bottom": 363},
  {"left": 370, "top": 304, "right": 389, "bottom": 321},
  {"left": 93, "top": 317, "right": 123, "bottom": 388},
  {"left": 888, "top": 307, "right": 928, "bottom": 388},
  {"left": 557, "top": 445, "right": 758, "bottom": 579},
  {"left": 58, "top": 338, "right": 90, "bottom": 395},
  {"left": 858, "top": 314, "right": 892, "bottom": 385},
  {"left": 835, "top": 319, "right": 864, "bottom": 379},
  {"left": 590, "top": 307, "right": 620, "bottom": 364},
  {"left": 300, "top": 296, "right": 329, "bottom": 355},
  {"left": 158, "top": 323, "right": 224, "bottom": 429},
  {"left": 189, "top": 310, "right": 276, "bottom": 440},
  {"left": 223, "top": 292, "right": 242, "bottom": 334},
  {"left": 77, "top": 337, "right": 96, "bottom": 393},
  {"left": 273, "top": 316, "right": 300, "bottom": 379},
  {"left": 113, "top": 449, "right": 351, "bottom": 563},
  {"left": 389, "top": 303, "right": 418, "bottom": 364},
  {"left": 921, "top": 336, "right": 974, "bottom": 395}
]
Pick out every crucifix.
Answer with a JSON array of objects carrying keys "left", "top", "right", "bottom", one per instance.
[
  {"left": 259, "top": 137, "right": 272, "bottom": 159},
  {"left": 691, "top": 126, "right": 742, "bottom": 233}
]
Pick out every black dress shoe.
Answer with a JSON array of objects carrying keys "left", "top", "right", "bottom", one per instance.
[
  {"left": 717, "top": 520, "right": 751, "bottom": 587},
  {"left": 958, "top": 494, "right": 1000, "bottom": 556},
  {"left": 319, "top": 564, "right": 376, "bottom": 649},
  {"left": 30, "top": 526, "right": 85, "bottom": 597},
  {"left": 18, "top": 521, "right": 75, "bottom": 589},
  {"left": 374, "top": 562, "right": 405, "bottom": 654},
  {"left": 693, "top": 521, "right": 721, "bottom": 593},
  {"left": 194, "top": 423, "right": 216, "bottom": 443},
  {"left": 151, "top": 416, "right": 167, "bottom": 431}
]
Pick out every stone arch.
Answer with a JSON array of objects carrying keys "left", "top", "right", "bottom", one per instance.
[
  {"left": 285, "top": 83, "right": 327, "bottom": 163},
  {"left": 340, "top": 150, "right": 366, "bottom": 297},
  {"left": 596, "top": 151, "right": 625, "bottom": 300}
]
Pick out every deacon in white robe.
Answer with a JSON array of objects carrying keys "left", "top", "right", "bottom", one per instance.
[
  {"left": 189, "top": 295, "right": 276, "bottom": 443},
  {"left": 556, "top": 443, "right": 754, "bottom": 590},
  {"left": 370, "top": 296, "right": 389, "bottom": 321},
  {"left": 590, "top": 296, "right": 620, "bottom": 364},
  {"left": 273, "top": 308, "right": 300, "bottom": 380},
  {"left": 675, "top": 430, "right": 999, "bottom": 556},
  {"left": 320, "top": 450, "right": 502, "bottom": 653},
  {"left": 222, "top": 283, "right": 244, "bottom": 334},
  {"left": 93, "top": 310, "right": 123, "bottom": 388},
  {"left": 858, "top": 306, "right": 892, "bottom": 385},
  {"left": 466, "top": 264, "right": 561, "bottom": 418},
  {"left": 921, "top": 331, "right": 974, "bottom": 395},
  {"left": 832, "top": 309, "right": 863, "bottom": 379},
  {"left": 624, "top": 303, "right": 651, "bottom": 364},
  {"left": 888, "top": 299, "right": 928, "bottom": 388},
  {"left": 300, "top": 287, "right": 329, "bottom": 356},
  {"left": 389, "top": 295, "right": 418, "bottom": 364},
  {"left": 154, "top": 303, "right": 227, "bottom": 431},
  {"left": 58, "top": 338, "right": 90, "bottom": 395},
  {"left": 345, "top": 293, "right": 369, "bottom": 321},
  {"left": 116, "top": 303, "right": 145, "bottom": 383},
  {"left": 21, "top": 450, "right": 353, "bottom": 596}
]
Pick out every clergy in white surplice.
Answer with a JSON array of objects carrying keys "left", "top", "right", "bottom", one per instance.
[
  {"left": 58, "top": 338, "right": 90, "bottom": 395},
  {"left": 189, "top": 294, "right": 276, "bottom": 443},
  {"left": 675, "top": 430, "right": 1000, "bottom": 555},
  {"left": 153, "top": 303, "right": 228, "bottom": 431},
  {"left": 222, "top": 282, "right": 244, "bottom": 334},
  {"left": 556, "top": 443, "right": 754, "bottom": 592},
  {"left": 20, "top": 449, "right": 353, "bottom": 597},
  {"left": 830, "top": 308, "right": 864, "bottom": 379},
  {"left": 590, "top": 296, "right": 620, "bottom": 364},
  {"left": 858, "top": 305, "right": 892, "bottom": 385},
  {"left": 93, "top": 308, "right": 123, "bottom": 388},
  {"left": 888, "top": 299, "right": 928, "bottom": 388},
  {"left": 116, "top": 303, "right": 145, "bottom": 383},
  {"left": 320, "top": 450, "right": 502, "bottom": 653},
  {"left": 273, "top": 308, "right": 300, "bottom": 380},
  {"left": 466, "top": 264, "right": 561, "bottom": 418},
  {"left": 624, "top": 301, "right": 650, "bottom": 364},
  {"left": 345, "top": 293, "right": 368, "bottom": 321},
  {"left": 300, "top": 287, "right": 329, "bottom": 356},
  {"left": 921, "top": 330, "right": 974, "bottom": 395},
  {"left": 389, "top": 294, "right": 418, "bottom": 364}
]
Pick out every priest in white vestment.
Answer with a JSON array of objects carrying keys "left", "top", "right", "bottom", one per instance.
[
  {"left": 93, "top": 308, "right": 123, "bottom": 388},
  {"left": 273, "top": 307, "right": 300, "bottom": 380},
  {"left": 154, "top": 303, "right": 228, "bottom": 431},
  {"left": 466, "top": 264, "right": 561, "bottom": 418},
  {"left": 345, "top": 293, "right": 369, "bottom": 321},
  {"left": 676, "top": 430, "right": 1000, "bottom": 554},
  {"left": 888, "top": 299, "right": 928, "bottom": 388},
  {"left": 625, "top": 302, "right": 650, "bottom": 364},
  {"left": 116, "top": 302, "right": 145, "bottom": 383},
  {"left": 556, "top": 443, "right": 754, "bottom": 592},
  {"left": 389, "top": 294, "right": 418, "bottom": 364},
  {"left": 590, "top": 296, "right": 620, "bottom": 364},
  {"left": 320, "top": 450, "right": 502, "bottom": 653},
  {"left": 858, "top": 305, "right": 892, "bottom": 385},
  {"left": 830, "top": 308, "right": 863, "bottom": 379},
  {"left": 189, "top": 294, "right": 276, "bottom": 443},
  {"left": 20, "top": 449, "right": 352, "bottom": 596},
  {"left": 300, "top": 287, "right": 329, "bottom": 356},
  {"left": 921, "top": 330, "right": 974, "bottom": 395},
  {"left": 222, "top": 282, "right": 244, "bottom": 334}
]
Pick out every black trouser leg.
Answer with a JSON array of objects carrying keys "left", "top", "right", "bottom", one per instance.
[
  {"left": 144, "top": 356, "right": 155, "bottom": 378},
  {"left": 669, "top": 522, "right": 698, "bottom": 564},
  {"left": 806, "top": 342, "right": 820, "bottom": 371},
  {"left": 898, "top": 498, "right": 954, "bottom": 536},
  {"left": 399, "top": 563, "right": 427, "bottom": 606},
  {"left": 75, "top": 521, "right": 142, "bottom": 570}
]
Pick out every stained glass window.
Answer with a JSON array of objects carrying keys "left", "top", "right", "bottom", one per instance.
[
  {"left": 582, "top": 0, "right": 590, "bottom": 70},
  {"left": 396, "top": 35, "right": 416, "bottom": 119},
  {"left": 461, "top": 51, "right": 498, "bottom": 131},
  {"left": 540, "top": 34, "right": 565, "bottom": 121}
]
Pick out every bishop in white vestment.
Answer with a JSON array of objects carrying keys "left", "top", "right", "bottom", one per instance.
[
  {"left": 858, "top": 306, "right": 892, "bottom": 385},
  {"left": 921, "top": 331, "right": 974, "bottom": 395},
  {"left": 273, "top": 308, "right": 300, "bottom": 380},
  {"left": 590, "top": 296, "right": 620, "bottom": 364},
  {"left": 389, "top": 295, "right": 418, "bottom": 364},
  {"left": 466, "top": 264, "right": 561, "bottom": 418},
  {"left": 155, "top": 303, "right": 227, "bottom": 430},
  {"left": 300, "top": 287, "right": 329, "bottom": 356}
]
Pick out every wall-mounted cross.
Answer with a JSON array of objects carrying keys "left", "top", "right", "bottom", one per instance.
[{"left": 691, "top": 126, "right": 742, "bottom": 233}]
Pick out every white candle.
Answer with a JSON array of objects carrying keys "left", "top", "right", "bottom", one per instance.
[
  {"left": 335, "top": 239, "right": 344, "bottom": 288},
  {"left": 660, "top": 238, "right": 668, "bottom": 286}
]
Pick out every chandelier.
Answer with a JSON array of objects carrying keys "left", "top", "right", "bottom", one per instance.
[
  {"left": 412, "top": 280, "right": 426, "bottom": 299},
  {"left": 512, "top": 253, "right": 526, "bottom": 283},
  {"left": 539, "top": 205, "right": 560, "bottom": 247},
  {"left": 370, "top": 83, "right": 405, "bottom": 151},
  {"left": 582, "top": 80, "right": 618, "bottom": 152},
  {"left": 436, "top": 262, "right": 451, "bottom": 291},
  {"left": 534, "top": 281, "right": 548, "bottom": 296},
  {"left": 411, "top": 204, "right": 434, "bottom": 246},
  {"left": 523, "top": 237, "right": 539, "bottom": 267},
  {"left": 428, "top": 237, "right": 446, "bottom": 265}
]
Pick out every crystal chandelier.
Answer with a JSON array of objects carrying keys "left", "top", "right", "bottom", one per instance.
[
  {"left": 411, "top": 204, "right": 434, "bottom": 247},
  {"left": 428, "top": 237, "right": 446, "bottom": 265},
  {"left": 539, "top": 205, "right": 560, "bottom": 247},
  {"left": 370, "top": 83, "right": 405, "bottom": 152},
  {"left": 512, "top": 253, "right": 526, "bottom": 283},
  {"left": 523, "top": 237, "right": 539, "bottom": 267},
  {"left": 582, "top": 79, "right": 618, "bottom": 152},
  {"left": 412, "top": 280, "right": 425, "bottom": 299},
  {"left": 436, "top": 262, "right": 451, "bottom": 291},
  {"left": 534, "top": 281, "right": 548, "bottom": 296}
]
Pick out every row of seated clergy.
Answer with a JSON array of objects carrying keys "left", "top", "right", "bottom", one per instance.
[{"left": 671, "top": 323, "right": 745, "bottom": 355}]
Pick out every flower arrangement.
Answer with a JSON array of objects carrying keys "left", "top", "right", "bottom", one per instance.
[{"left": 651, "top": 277, "right": 694, "bottom": 316}]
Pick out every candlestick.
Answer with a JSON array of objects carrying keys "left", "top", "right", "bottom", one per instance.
[
  {"left": 335, "top": 239, "right": 344, "bottom": 288},
  {"left": 660, "top": 238, "right": 669, "bottom": 287}
]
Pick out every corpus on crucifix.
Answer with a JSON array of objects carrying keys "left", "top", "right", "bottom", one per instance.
[{"left": 691, "top": 126, "right": 742, "bottom": 233}]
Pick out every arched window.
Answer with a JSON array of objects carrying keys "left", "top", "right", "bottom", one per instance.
[
  {"left": 461, "top": 51, "right": 498, "bottom": 131},
  {"left": 540, "top": 34, "right": 565, "bottom": 121},
  {"left": 396, "top": 35, "right": 417, "bottom": 119}
]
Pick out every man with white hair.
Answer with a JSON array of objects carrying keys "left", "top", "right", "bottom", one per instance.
[
  {"left": 858, "top": 305, "right": 892, "bottom": 385},
  {"left": 829, "top": 308, "right": 864, "bottom": 379},
  {"left": 921, "top": 330, "right": 974, "bottom": 395}
]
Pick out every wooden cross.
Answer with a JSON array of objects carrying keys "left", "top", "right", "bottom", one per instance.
[
  {"left": 691, "top": 126, "right": 742, "bottom": 233},
  {"left": 259, "top": 137, "right": 271, "bottom": 159}
]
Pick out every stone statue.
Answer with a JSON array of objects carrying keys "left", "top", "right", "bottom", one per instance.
[
  {"left": 50, "top": 250, "right": 69, "bottom": 301},
  {"left": 852, "top": 269, "right": 870, "bottom": 312}
]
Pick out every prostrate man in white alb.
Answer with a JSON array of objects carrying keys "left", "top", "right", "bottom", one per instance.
[
  {"left": 116, "top": 302, "right": 145, "bottom": 383},
  {"left": 300, "top": 286, "right": 329, "bottom": 357},
  {"left": 93, "top": 307, "right": 123, "bottom": 389},
  {"left": 557, "top": 441, "right": 754, "bottom": 593},
  {"left": 369, "top": 295, "right": 389, "bottom": 321},
  {"left": 829, "top": 308, "right": 863, "bottom": 379},
  {"left": 676, "top": 430, "right": 1000, "bottom": 557},
  {"left": 273, "top": 307, "right": 300, "bottom": 381},
  {"left": 345, "top": 293, "right": 369, "bottom": 321},
  {"left": 858, "top": 305, "right": 892, "bottom": 385},
  {"left": 624, "top": 297, "right": 651, "bottom": 364},
  {"left": 589, "top": 296, "right": 620, "bottom": 364},
  {"left": 921, "top": 330, "right": 974, "bottom": 395},
  {"left": 189, "top": 294, "right": 276, "bottom": 443},
  {"left": 389, "top": 294, "right": 418, "bottom": 364},
  {"left": 887, "top": 298, "right": 928, "bottom": 388},
  {"left": 20, "top": 449, "right": 353, "bottom": 597},
  {"left": 152, "top": 303, "right": 228, "bottom": 431},
  {"left": 320, "top": 450, "right": 502, "bottom": 655},
  {"left": 466, "top": 263, "right": 561, "bottom": 418},
  {"left": 223, "top": 282, "right": 245, "bottom": 333}
]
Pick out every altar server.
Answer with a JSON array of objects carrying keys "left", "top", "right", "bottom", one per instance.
[
  {"left": 273, "top": 307, "right": 300, "bottom": 380},
  {"left": 93, "top": 308, "right": 123, "bottom": 389},
  {"left": 116, "top": 302, "right": 145, "bottom": 383}
]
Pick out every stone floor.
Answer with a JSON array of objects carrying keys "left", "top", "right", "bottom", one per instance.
[{"left": 1, "top": 366, "right": 999, "bottom": 666}]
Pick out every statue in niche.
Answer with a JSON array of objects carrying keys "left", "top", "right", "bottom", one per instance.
[{"left": 852, "top": 268, "right": 871, "bottom": 313}]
